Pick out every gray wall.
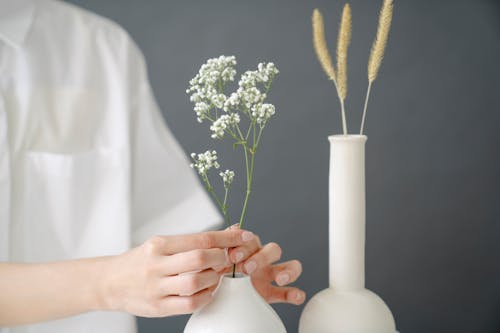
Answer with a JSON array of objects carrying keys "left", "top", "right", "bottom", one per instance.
[{"left": 65, "top": 0, "right": 500, "bottom": 332}]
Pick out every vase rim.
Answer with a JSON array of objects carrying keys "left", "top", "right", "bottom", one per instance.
[
  {"left": 219, "top": 273, "right": 252, "bottom": 289},
  {"left": 222, "top": 273, "right": 249, "bottom": 279},
  {"left": 328, "top": 134, "right": 367, "bottom": 142}
]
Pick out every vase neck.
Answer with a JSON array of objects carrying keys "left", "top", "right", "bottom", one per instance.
[
  {"left": 328, "top": 135, "right": 367, "bottom": 291},
  {"left": 216, "top": 274, "right": 255, "bottom": 297}
]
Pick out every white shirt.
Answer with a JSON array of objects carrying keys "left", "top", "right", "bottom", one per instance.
[{"left": 0, "top": 0, "right": 221, "bottom": 332}]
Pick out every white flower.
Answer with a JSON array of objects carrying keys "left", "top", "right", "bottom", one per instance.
[
  {"left": 186, "top": 56, "right": 239, "bottom": 122},
  {"left": 219, "top": 170, "right": 235, "bottom": 188},
  {"left": 211, "top": 93, "right": 227, "bottom": 109},
  {"left": 194, "top": 102, "right": 210, "bottom": 122},
  {"left": 188, "top": 57, "right": 278, "bottom": 128},
  {"left": 190, "top": 150, "right": 220, "bottom": 175},
  {"left": 258, "top": 62, "right": 279, "bottom": 82},
  {"left": 251, "top": 103, "right": 275, "bottom": 125},
  {"left": 238, "top": 62, "right": 279, "bottom": 89},
  {"left": 210, "top": 113, "right": 241, "bottom": 139},
  {"left": 223, "top": 92, "right": 240, "bottom": 112},
  {"left": 238, "top": 86, "right": 266, "bottom": 110}
]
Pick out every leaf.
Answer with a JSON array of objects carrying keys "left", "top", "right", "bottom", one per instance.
[{"left": 233, "top": 140, "right": 246, "bottom": 149}]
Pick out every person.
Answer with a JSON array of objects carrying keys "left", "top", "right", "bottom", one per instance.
[{"left": 0, "top": 0, "right": 304, "bottom": 332}]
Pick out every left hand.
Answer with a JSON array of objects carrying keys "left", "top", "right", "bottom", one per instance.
[{"left": 222, "top": 225, "right": 305, "bottom": 305}]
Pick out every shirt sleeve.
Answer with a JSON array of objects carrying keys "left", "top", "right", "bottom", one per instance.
[{"left": 127, "top": 41, "right": 222, "bottom": 246}]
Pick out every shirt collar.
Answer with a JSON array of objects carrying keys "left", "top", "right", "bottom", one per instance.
[{"left": 0, "top": 0, "right": 35, "bottom": 48}]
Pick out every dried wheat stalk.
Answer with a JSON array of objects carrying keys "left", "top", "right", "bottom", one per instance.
[
  {"left": 312, "top": 9, "right": 336, "bottom": 82},
  {"left": 360, "top": 0, "right": 394, "bottom": 134},
  {"left": 312, "top": 1, "right": 393, "bottom": 135},
  {"left": 336, "top": 4, "right": 351, "bottom": 101},
  {"left": 312, "top": 8, "right": 348, "bottom": 134},
  {"left": 336, "top": 4, "right": 352, "bottom": 134}
]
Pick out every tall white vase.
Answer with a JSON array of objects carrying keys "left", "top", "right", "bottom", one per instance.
[
  {"left": 299, "top": 135, "right": 396, "bottom": 333},
  {"left": 184, "top": 273, "right": 287, "bottom": 333}
]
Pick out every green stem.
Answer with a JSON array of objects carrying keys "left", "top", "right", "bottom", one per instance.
[
  {"left": 252, "top": 121, "right": 257, "bottom": 147},
  {"left": 230, "top": 76, "right": 275, "bottom": 277},
  {"left": 234, "top": 125, "right": 253, "bottom": 277},
  {"left": 227, "top": 128, "right": 241, "bottom": 142},
  {"left": 222, "top": 187, "right": 230, "bottom": 227},
  {"left": 245, "top": 121, "right": 254, "bottom": 141},
  {"left": 239, "top": 153, "right": 255, "bottom": 227},
  {"left": 255, "top": 126, "right": 264, "bottom": 147},
  {"left": 223, "top": 187, "right": 229, "bottom": 208},
  {"left": 202, "top": 175, "right": 229, "bottom": 226}
]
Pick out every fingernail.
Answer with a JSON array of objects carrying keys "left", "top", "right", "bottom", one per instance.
[
  {"left": 295, "top": 291, "right": 305, "bottom": 303},
  {"left": 233, "top": 251, "right": 244, "bottom": 263},
  {"left": 241, "top": 231, "right": 254, "bottom": 242},
  {"left": 244, "top": 260, "right": 257, "bottom": 274},
  {"left": 276, "top": 273, "right": 290, "bottom": 286}
]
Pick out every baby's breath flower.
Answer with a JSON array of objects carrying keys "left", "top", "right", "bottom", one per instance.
[
  {"left": 251, "top": 103, "right": 275, "bottom": 125},
  {"left": 211, "top": 93, "right": 227, "bottom": 109},
  {"left": 187, "top": 57, "right": 279, "bottom": 228},
  {"left": 238, "top": 87, "right": 266, "bottom": 110},
  {"left": 223, "top": 92, "right": 240, "bottom": 112},
  {"left": 190, "top": 150, "right": 220, "bottom": 175},
  {"left": 258, "top": 62, "right": 279, "bottom": 82},
  {"left": 187, "top": 56, "right": 239, "bottom": 122},
  {"left": 219, "top": 170, "right": 235, "bottom": 189},
  {"left": 210, "top": 113, "right": 241, "bottom": 139},
  {"left": 238, "top": 62, "right": 279, "bottom": 89},
  {"left": 194, "top": 102, "right": 210, "bottom": 123}
]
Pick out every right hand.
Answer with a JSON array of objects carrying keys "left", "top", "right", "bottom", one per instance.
[{"left": 100, "top": 228, "right": 255, "bottom": 317}]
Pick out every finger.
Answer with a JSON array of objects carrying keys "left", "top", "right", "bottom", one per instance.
[
  {"left": 153, "top": 229, "right": 255, "bottom": 255},
  {"left": 227, "top": 234, "right": 262, "bottom": 264},
  {"left": 212, "top": 248, "right": 233, "bottom": 272},
  {"left": 260, "top": 285, "right": 306, "bottom": 305},
  {"left": 242, "top": 242, "right": 282, "bottom": 275},
  {"left": 162, "top": 248, "right": 229, "bottom": 275},
  {"left": 160, "top": 269, "right": 220, "bottom": 296},
  {"left": 156, "top": 286, "right": 216, "bottom": 316},
  {"left": 269, "top": 260, "right": 303, "bottom": 286},
  {"left": 215, "top": 264, "right": 234, "bottom": 277}
]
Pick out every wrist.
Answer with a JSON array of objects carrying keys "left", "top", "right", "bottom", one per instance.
[{"left": 84, "top": 256, "right": 117, "bottom": 312}]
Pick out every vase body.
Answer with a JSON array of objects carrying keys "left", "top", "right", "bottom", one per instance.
[
  {"left": 184, "top": 273, "right": 286, "bottom": 333},
  {"left": 299, "top": 135, "right": 396, "bottom": 333}
]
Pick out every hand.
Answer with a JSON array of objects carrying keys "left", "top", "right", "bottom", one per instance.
[
  {"left": 100, "top": 228, "right": 250, "bottom": 317},
  {"left": 225, "top": 226, "right": 305, "bottom": 305}
]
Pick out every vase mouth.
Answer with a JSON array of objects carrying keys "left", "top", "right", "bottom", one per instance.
[
  {"left": 222, "top": 273, "right": 249, "bottom": 279},
  {"left": 328, "top": 134, "right": 367, "bottom": 142}
]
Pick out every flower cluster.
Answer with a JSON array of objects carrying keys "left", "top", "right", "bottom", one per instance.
[
  {"left": 186, "top": 55, "right": 237, "bottom": 122},
  {"left": 227, "top": 62, "right": 279, "bottom": 126},
  {"left": 219, "top": 170, "right": 235, "bottom": 189},
  {"left": 225, "top": 63, "right": 279, "bottom": 112},
  {"left": 187, "top": 56, "right": 279, "bottom": 130},
  {"left": 239, "top": 62, "right": 279, "bottom": 89},
  {"left": 190, "top": 150, "right": 220, "bottom": 176},
  {"left": 210, "top": 113, "right": 241, "bottom": 139},
  {"left": 252, "top": 103, "right": 276, "bottom": 124}
]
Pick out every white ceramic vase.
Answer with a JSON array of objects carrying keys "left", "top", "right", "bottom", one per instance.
[
  {"left": 299, "top": 135, "right": 396, "bottom": 333},
  {"left": 184, "top": 273, "right": 287, "bottom": 333}
]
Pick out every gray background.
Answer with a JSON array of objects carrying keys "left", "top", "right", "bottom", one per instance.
[{"left": 66, "top": 0, "right": 500, "bottom": 332}]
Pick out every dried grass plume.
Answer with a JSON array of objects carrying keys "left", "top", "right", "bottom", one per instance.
[
  {"left": 368, "top": 0, "right": 393, "bottom": 82},
  {"left": 336, "top": 4, "right": 352, "bottom": 100},
  {"left": 312, "top": 9, "right": 336, "bottom": 82}
]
